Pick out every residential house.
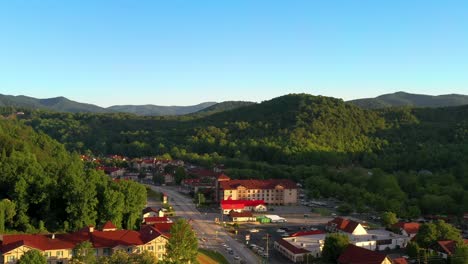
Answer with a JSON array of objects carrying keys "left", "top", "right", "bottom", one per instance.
[
  {"left": 326, "top": 217, "right": 368, "bottom": 235},
  {"left": 142, "top": 207, "right": 164, "bottom": 219},
  {"left": 393, "top": 222, "right": 420, "bottom": 239},
  {"left": 218, "top": 179, "right": 297, "bottom": 205},
  {"left": 338, "top": 244, "right": 392, "bottom": 264},
  {"left": 0, "top": 221, "right": 170, "bottom": 264},
  {"left": 428, "top": 239, "right": 468, "bottom": 259}
]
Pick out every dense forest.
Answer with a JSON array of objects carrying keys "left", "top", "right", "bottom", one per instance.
[
  {"left": 3, "top": 93, "right": 468, "bottom": 218},
  {"left": 0, "top": 119, "right": 146, "bottom": 233}
]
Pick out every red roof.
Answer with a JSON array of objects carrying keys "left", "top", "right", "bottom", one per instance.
[
  {"left": 276, "top": 238, "right": 310, "bottom": 254},
  {"left": 188, "top": 168, "right": 220, "bottom": 178},
  {"left": 433, "top": 239, "right": 468, "bottom": 255},
  {"left": 220, "top": 199, "right": 265, "bottom": 210},
  {"left": 290, "top": 230, "right": 325, "bottom": 237},
  {"left": 393, "top": 258, "right": 408, "bottom": 264},
  {"left": 143, "top": 217, "right": 172, "bottom": 224},
  {"left": 338, "top": 244, "right": 388, "bottom": 264},
  {"left": 0, "top": 225, "right": 167, "bottom": 253},
  {"left": 328, "top": 217, "right": 361, "bottom": 234},
  {"left": 217, "top": 174, "right": 231, "bottom": 180},
  {"left": 393, "top": 222, "right": 420, "bottom": 235},
  {"left": 229, "top": 211, "right": 253, "bottom": 218},
  {"left": 219, "top": 179, "right": 297, "bottom": 190},
  {"left": 102, "top": 221, "right": 117, "bottom": 231}
]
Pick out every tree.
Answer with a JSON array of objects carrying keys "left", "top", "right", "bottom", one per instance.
[
  {"left": 336, "top": 203, "right": 353, "bottom": 215},
  {"left": 451, "top": 243, "right": 468, "bottom": 264},
  {"left": 71, "top": 241, "right": 96, "bottom": 264},
  {"left": 18, "top": 250, "right": 47, "bottom": 264},
  {"left": 381, "top": 211, "right": 398, "bottom": 228},
  {"left": 165, "top": 219, "right": 198, "bottom": 264},
  {"left": 174, "top": 167, "right": 186, "bottom": 184},
  {"left": 406, "top": 241, "right": 420, "bottom": 258},
  {"left": 416, "top": 220, "right": 461, "bottom": 248},
  {"left": 321, "top": 233, "right": 349, "bottom": 263},
  {"left": 0, "top": 199, "right": 16, "bottom": 232}
]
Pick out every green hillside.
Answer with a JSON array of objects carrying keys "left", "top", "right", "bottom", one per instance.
[
  {"left": 349, "top": 91, "right": 468, "bottom": 109},
  {"left": 108, "top": 102, "right": 217, "bottom": 116},
  {"left": 191, "top": 101, "right": 255, "bottom": 116}
]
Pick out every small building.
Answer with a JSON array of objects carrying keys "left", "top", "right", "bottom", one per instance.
[
  {"left": 393, "top": 222, "right": 420, "bottom": 238},
  {"left": 220, "top": 199, "right": 267, "bottom": 214},
  {"left": 142, "top": 207, "right": 164, "bottom": 219},
  {"left": 143, "top": 217, "right": 173, "bottom": 225},
  {"left": 338, "top": 244, "right": 392, "bottom": 264},
  {"left": 428, "top": 239, "right": 468, "bottom": 259},
  {"left": 229, "top": 211, "right": 256, "bottom": 222},
  {"left": 326, "top": 217, "right": 367, "bottom": 235}
]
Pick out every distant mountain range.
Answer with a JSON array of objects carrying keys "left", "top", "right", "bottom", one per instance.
[
  {"left": 348, "top": 92, "right": 468, "bottom": 109},
  {"left": 0, "top": 93, "right": 253, "bottom": 116},
  {"left": 2, "top": 91, "right": 468, "bottom": 115}
]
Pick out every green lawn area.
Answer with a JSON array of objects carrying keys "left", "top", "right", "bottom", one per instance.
[{"left": 197, "top": 249, "right": 229, "bottom": 264}]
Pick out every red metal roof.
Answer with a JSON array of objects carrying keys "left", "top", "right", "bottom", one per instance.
[
  {"left": 433, "top": 239, "right": 468, "bottom": 255},
  {"left": 143, "top": 217, "right": 171, "bottom": 224},
  {"left": 219, "top": 179, "right": 297, "bottom": 190},
  {"left": 102, "top": 221, "right": 117, "bottom": 231},
  {"left": 220, "top": 199, "right": 265, "bottom": 210},
  {"left": 338, "top": 244, "right": 388, "bottom": 264},
  {"left": 290, "top": 230, "right": 325, "bottom": 237}
]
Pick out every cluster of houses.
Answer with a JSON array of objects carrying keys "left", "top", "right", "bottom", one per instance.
[
  {"left": 0, "top": 203, "right": 176, "bottom": 264},
  {"left": 274, "top": 216, "right": 468, "bottom": 264}
]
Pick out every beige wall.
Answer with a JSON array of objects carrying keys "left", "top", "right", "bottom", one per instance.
[
  {"left": 222, "top": 187, "right": 297, "bottom": 205},
  {"left": 0, "top": 236, "right": 169, "bottom": 264}
]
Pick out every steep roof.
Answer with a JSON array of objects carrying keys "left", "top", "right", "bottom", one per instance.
[
  {"left": 394, "top": 222, "right": 420, "bottom": 234},
  {"left": 431, "top": 239, "right": 468, "bottom": 255},
  {"left": 338, "top": 244, "right": 388, "bottom": 264},
  {"left": 327, "top": 217, "right": 363, "bottom": 234},
  {"left": 102, "top": 221, "right": 117, "bottom": 231},
  {"left": 219, "top": 179, "right": 297, "bottom": 190}
]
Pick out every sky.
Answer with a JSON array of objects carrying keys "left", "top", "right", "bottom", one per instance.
[{"left": 0, "top": 0, "right": 467, "bottom": 107}]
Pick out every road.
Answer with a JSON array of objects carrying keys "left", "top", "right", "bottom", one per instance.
[{"left": 148, "top": 185, "right": 260, "bottom": 264}]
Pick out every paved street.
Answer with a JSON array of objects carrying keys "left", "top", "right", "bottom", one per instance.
[{"left": 147, "top": 185, "right": 261, "bottom": 264}]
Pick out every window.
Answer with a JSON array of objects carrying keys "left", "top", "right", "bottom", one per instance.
[
  {"left": 158, "top": 245, "right": 164, "bottom": 250},
  {"left": 103, "top": 248, "right": 111, "bottom": 256},
  {"left": 7, "top": 256, "right": 16, "bottom": 262},
  {"left": 127, "top": 247, "right": 132, "bottom": 253},
  {"left": 147, "top": 246, "right": 154, "bottom": 251},
  {"left": 44, "top": 252, "right": 51, "bottom": 257},
  {"left": 57, "top": 251, "right": 63, "bottom": 257},
  {"left": 158, "top": 253, "right": 163, "bottom": 260}
]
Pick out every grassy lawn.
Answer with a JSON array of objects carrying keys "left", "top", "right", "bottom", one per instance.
[
  {"left": 197, "top": 249, "right": 229, "bottom": 264},
  {"left": 145, "top": 186, "right": 162, "bottom": 201}
]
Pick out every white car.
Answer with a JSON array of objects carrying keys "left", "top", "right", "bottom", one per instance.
[
  {"left": 249, "top": 228, "right": 260, "bottom": 233},
  {"left": 276, "top": 229, "right": 286, "bottom": 233},
  {"left": 234, "top": 256, "right": 241, "bottom": 260}
]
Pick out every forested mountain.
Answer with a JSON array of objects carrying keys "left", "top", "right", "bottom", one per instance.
[
  {"left": 108, "top": 102, "right": 217, "bottom": 116},
  {"left": 0, "top": 119, "right": 146, "bottom": 233},
  {"left": 0, "top": 94, "right": 111, "bottom": 113},
  {"left": 191, "top": 101, "right": 255, "bottom": 116},
  {"left": 4, "top": 93, "right": 468, "bottom": 218},
  {"left": 348, "top": 91, "right": 468, "bottom": 109}
]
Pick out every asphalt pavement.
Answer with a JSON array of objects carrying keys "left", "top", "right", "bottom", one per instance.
[{"left": 148, "top": 185, "right": 261, "bottom": 264}]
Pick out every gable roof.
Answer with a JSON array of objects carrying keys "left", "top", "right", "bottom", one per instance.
[
  {"left": 431, "top": 239, "right": 468, "bottom": 255},
  {"left": 328, "top": 217, "right": 363, "bottom": 234},
  {"left": 393, "top": 222, "right": 420, "bottom": 235},
  {"left": 219, "top": 179, "right": 297, "bottom": 190},
  {"left": 102, "top": 221, "right": 117, "bottom": 231},
  {"left": 142, "top": 207, "right": 159, "bottom": 214},
  {"left": 338, "top": 244, "right": 388, "bottom": 264}
]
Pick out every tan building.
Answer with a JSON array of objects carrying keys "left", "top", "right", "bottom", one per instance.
[
  {"left": 0, "top": 221, "right": 170, "bottom": 264},
  {"left": 218, "top": 179, "right": 297, "bottom": 205}
]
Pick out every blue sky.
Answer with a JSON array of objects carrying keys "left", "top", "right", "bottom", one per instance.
[{"left": 0, "top": 0, "right": 467, "bottom": 107}]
